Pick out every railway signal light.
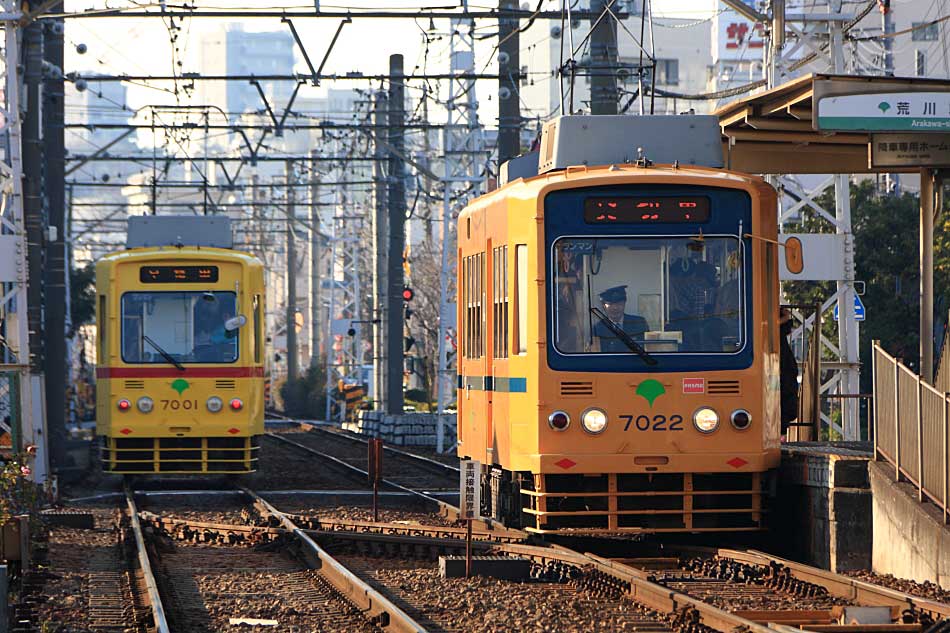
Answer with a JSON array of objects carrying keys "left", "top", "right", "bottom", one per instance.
[{"left": 402, "top": 286, "right": 414, "bottom": 302}]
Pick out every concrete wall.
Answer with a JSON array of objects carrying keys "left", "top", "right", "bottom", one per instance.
[
  {"left": 870, "top": 460, "right": 950, "bottom": 589},
  {"left": 345, "top": 411, "right": 458, "bottom": 447},
  {"left": 776, "top": 444, "right": 872, "bottom": 572}
]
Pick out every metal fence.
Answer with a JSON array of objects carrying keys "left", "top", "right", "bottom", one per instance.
[{"left": 873, "top": 342, "right": 949, "bottom": 520}]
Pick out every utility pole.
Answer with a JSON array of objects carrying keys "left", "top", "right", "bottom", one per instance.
[
  {"left": 373, "top": 91, "right": 388, "bottom": 412},
  {"left": 498, "top": 0, "right": 521, "bottom": 163},
  {"left": 309, "top": 150, "right": 321, "bottom": 368},
  {"left": 22, "top": 5, "right": 51, "bottom": 480},
  {"left": 43, "top": 7, "right": 67, "bottom": 472},
  {"left": 286, "top": 159, "right": 298, "bottom": 383},
  {"left": 386, "top": 54, "right": 406, "bottom": 415},
  {"left": 589, "top": 0, "right": 618, "bottom": 115}
]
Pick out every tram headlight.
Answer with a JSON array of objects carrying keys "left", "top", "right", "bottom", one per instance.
[
  {"left": 693, "top": 407, "right": 720, "bottom": 434},
  {"left": 136, "top": 397, "right": 153, "bottom": 413},
  {"left": 581, "top": 408, "right": 608, "bottom": 435},
  {"left": 548, "top": 410, "right": 570, "bottom": 431},
  {"left": 206, "top": 396, "right": 223, "bottom": 413}
]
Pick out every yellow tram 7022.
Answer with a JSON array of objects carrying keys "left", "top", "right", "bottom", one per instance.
[
  {"left": 96, "top": 216, "right": 265, "bottom": 474},
  {"left": 457, "top": 116, "right": 798, "bottom": 534}
]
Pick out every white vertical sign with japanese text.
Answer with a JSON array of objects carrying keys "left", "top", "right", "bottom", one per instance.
[{"left": 460, "top": 459, "right": 481, "bottom": 520}]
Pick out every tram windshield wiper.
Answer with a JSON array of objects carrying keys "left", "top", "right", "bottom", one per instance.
[
  {"left": 143, "top": 334, "right": 186, "bottom": 372},
  {"left": 590, "top": 307, "right": 658, "bottom": 366}
]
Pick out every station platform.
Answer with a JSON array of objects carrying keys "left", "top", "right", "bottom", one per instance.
[{"left": 776, "top": 441, "right": 873, "bottom": 573}]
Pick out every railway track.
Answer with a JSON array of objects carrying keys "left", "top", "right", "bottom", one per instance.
[
  {"left": 263, "top": 429, "right": 507, "bottom": 532},
  {"left": 105, "top": 489, "right": 950, "bottom": 633}
]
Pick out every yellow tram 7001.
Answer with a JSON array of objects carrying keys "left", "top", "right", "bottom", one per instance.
[
  {"left": 457, "top": 116, "right": 800, "bottom": 534},
  {"left": 96, "top": 216, "right": 265, "bottom": 474}
]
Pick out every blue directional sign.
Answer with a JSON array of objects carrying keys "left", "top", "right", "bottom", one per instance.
[{"left": 833, "top": 294, "right": 866, "bottom": 322}]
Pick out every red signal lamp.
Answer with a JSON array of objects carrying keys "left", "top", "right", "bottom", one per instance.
[
  {"left": 117, "top": 399, "right": 131, "bottom": 411},
  {"left": 229, "top": 398, "right": 244, "bottom": 411},
  {"left": 402, "top": 287, "right": 414, "bottom": 302}
]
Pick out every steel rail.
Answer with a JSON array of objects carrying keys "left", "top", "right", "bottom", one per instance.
[
  {"left": 238, "top": 486, "right": 429, "bottom": 633},
  {"left": 302, "top": 423, "right": 460, "bottom": 476},
  {"left": 265, "top": 432, "right": 517, "bottom": 534},
  {"left": 492, "top": 542, "right": 776, "bottom": 633},
  {"left": 715, "top": 548, "right": 950, "bottom": 621},
  {"left": 125, "top": 489, "right": 171, "bottom": 633},
  {"left": 265, "top": 432, "right": 453, "bottom": 505}
]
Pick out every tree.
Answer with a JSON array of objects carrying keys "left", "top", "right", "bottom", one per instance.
[
  {"left": 405, "top": 236, "right": 455, "bottom": 405},
  {"left": 69, "top": 262, "right": 96, "bottom": 336},
  {"left": 784, "top": 180, "right": 947, "bottom": 392}
]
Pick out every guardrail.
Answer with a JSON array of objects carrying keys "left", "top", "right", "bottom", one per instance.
[{"left": 873, "top": 341, "right": 949, "bottom": 522}]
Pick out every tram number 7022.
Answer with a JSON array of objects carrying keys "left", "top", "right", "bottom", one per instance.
[{"left": 620, "top": 414, "right": 684, "bottom": 432}]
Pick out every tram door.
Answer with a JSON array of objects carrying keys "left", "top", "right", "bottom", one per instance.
[{"left": 459, "top": 218, "right": 491, "bottom": 463}]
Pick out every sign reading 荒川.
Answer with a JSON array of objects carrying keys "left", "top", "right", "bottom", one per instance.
[{"left": 817, "top": 92, "right": 950, "bottom": 132}]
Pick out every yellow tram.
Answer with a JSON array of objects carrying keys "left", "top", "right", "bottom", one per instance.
[
  {"left": 96, "top": 216, "right": 265, "bottom": 474},
  {"left": 457, "top": 116, "right": 797, "bottom": 533}
]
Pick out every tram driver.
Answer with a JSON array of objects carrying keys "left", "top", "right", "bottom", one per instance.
[{"left": 593, "top": 285, "right": 649, "bottom": 353}]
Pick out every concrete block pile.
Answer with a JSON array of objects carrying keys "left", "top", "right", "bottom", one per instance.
[{"left": 344, "top": 410, "right": 458, "bottom": 447}]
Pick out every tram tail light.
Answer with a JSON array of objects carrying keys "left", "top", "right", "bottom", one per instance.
[
  {"left": 229, "top": 398, "right": 244, "bottom": 411},
  {"left": 548, "top": 410, "right": 570, "bottom": 431},
  {"left": 117, "top": 399, "right": 131, "bottom": 412},
  {"left": 730, "top": 409, "right": 752, "bottom": 430}
]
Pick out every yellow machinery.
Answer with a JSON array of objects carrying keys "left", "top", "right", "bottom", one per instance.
[
  {"left": 96, "top": 216, "right": 265, "bottom": 474},
  {"left": 457, "top": 115, "right": 793, "bottom": 534}
]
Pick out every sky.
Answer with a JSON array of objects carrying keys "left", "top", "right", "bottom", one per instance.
[{"left": 62, "top": 0, "right": 719, "bottom": 117}]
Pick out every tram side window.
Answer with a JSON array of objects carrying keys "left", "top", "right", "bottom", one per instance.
[
  {"left": 253, "top": 294, "right": 262, "bottom": 364},
  {"left": 514, "top": 245, "right": 527, "bottom": 355},
  {"left": 493, "top": 245, "right": 509, "bottom": 359},
  {"left": 120, "top": 291, "right": 239, "bottom": 364},
  {"left": 98, "top": 295, "right": 106, "bottom": 363},
  {"left": 463, "top": 253, "right": 485, "bottom": 359}
]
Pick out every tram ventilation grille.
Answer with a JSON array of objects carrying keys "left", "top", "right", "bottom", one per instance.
[
  {"left": 124, "top": 380, "right": 145, "bottom": 390},
  {"left": 215, "top": 380, "right": 236, "bottom": 390},
  {"left": 707, "top": 380, "right": 740, "bottom": 395},
  {"left": 560, "top": 381, "right": 594, "bottom": 397}
]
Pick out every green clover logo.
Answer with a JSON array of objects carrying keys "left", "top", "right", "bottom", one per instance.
[
  {"left": 878, "top": 101, "right": 891, "bottom": 113},
  {"left": 171, "top": 378, "right": 190, "bottom": 395},
  {"left": 635, "top": 379, "right": 666, "bottom": 407}
]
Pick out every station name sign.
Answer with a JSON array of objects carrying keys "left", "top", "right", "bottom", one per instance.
[{"left": 816, "top": 91, "right": 950, "bottom": 132}]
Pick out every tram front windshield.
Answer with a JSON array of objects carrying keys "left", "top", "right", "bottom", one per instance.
[
  {"left": 552, "top": 236, "right": 744, "bottom": 356},
  {"left": 121, "top": 291, "right": 239, "bottom": 364}
]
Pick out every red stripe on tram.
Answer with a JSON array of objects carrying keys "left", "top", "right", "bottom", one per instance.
[{"left": 96, "top": 367, "right": 264, "bottom": 379}]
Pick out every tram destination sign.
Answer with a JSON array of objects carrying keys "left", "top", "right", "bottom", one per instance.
[
  {"left": 140, "top": 265, "right": 219, "bottom": 283},
  {"left": 870, "top": 133, "right": 950, "bottom": 168},
  {"left": 816, "top": 92, "right": 950, "bottom": 132}
]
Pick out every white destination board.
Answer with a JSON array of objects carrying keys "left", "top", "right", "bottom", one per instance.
[
  {"left": 817, "top": 92, "right": 950, "bottom": 131},
  {"left": 459, "top": 459, "right": 481, "bottom": 520}
]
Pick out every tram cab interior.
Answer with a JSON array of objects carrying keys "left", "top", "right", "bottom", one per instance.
[{"left": 553, "top": 234, "right": 744, "bottom": 356}]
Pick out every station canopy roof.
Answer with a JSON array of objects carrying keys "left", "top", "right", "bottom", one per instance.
[{"left": 715, "top": 73, "right": 950, "bottom": 174}]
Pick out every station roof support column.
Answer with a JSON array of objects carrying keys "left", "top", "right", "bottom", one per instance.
[{"left": 921, "top": 170, "right": 935, "bottom": 383}]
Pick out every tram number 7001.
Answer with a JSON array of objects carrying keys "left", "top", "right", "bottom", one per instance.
[
  {"left": 620, "top": 414, "right": 684, "bottom": 431},
  {"left": 161, "top": 399, "right": 198, "bottom": 411}
]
